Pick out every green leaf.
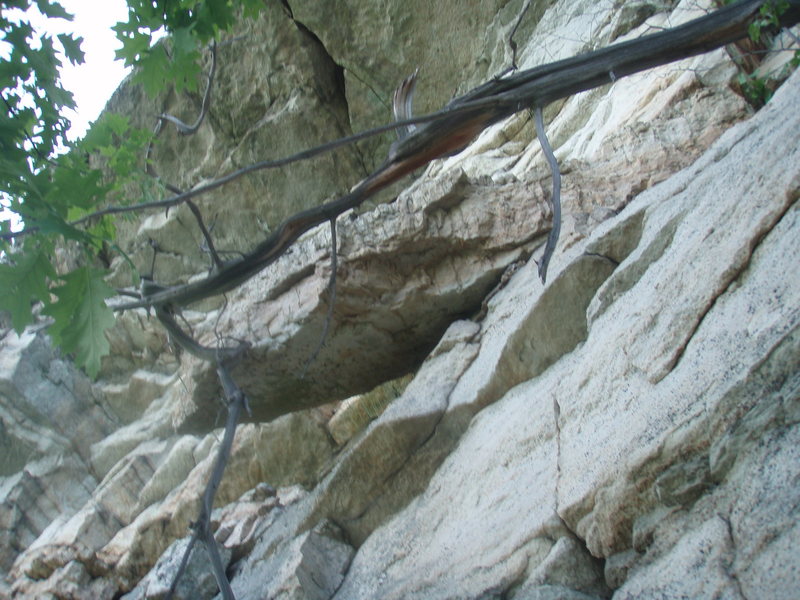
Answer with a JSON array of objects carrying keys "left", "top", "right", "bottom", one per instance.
[
  {"left": 0, "top": 245, "right": 56, "bottom": 332},
  {"left": 57, "top": 33, "right": 84, "bottom": 65},
  {"left": 44, "top": 267, "right": 115, "bottom": 378},
  {"left": 171, "top": 26, "right": 198, "bottom": 56},
  {"left": 748, "top": 21, "right": 762, "bottom": 43},
  {"left": 30, "top": 213, "right": 91, "bottom": 243},
  {"left": 35, "top": 0, "right": 72, "bottom": 20},
  {"left": 41, "top": 79, "right": 76, "bottom": 110},
  {"left": 86, "top": 214, "right": 117, "bottom": 244},
  {"left": 241, "top": 0, "right": 266, "bottom": 19},
  {"left": 132, "top": 45, "right": 171, "bottom": 95},
  {"left": 114, "top": 27, "right": 153, "bottom": 65},
  {"left": 47, "top": 161, "right": 107, "bottom": 211}
]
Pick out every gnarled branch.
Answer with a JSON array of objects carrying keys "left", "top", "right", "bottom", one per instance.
[{"left": 109, "top": 0, "right": 800, "bottom": 311}]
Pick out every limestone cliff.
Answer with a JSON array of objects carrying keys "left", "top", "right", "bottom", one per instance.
[{"left": 2, "top": 0, "right": 799, "bottom": 598}]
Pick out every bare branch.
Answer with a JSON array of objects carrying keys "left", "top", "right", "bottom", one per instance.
[
  {"left": 158, "top": 41, "right": 217, "bottom": 136},
  {"left": 165, "top": 355, "right": 247, "bottom": 600},
  {"left": 164, "top": 535, "right": 198, "bottom": 600},
  {"left": 141, "top": 282, "right": 249, "bottom": 598},
  {"left": 66, "top": 107, "right": 470, "bottom": 228},
  {"left": 533, "top": 106, "right": 561, "bottom": 283},
  {"left": 144, "top": 43, "right": 217, "bottom": 196},
  {"left": 112, "top": 0, "right": 800, "bottom": 310},
  {"left": 509, "top": 0, "right": 533, "bottom": 72},
  {"left": 185, "top": 198, "right": 225, "bottom": 270}
]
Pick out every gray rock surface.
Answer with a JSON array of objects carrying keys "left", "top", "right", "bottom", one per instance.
[
  {"left": 121, "top": 536, "right": 233, "bottom": 600},
  {"left": 326, "top": 55, "right": 800, "bottom": 600},
  {"left": 0, "top": 331, "right": 112, "bottom": 576},
  {"left": 3, "top": 0, "right": 799, "bottom": 598},
  {"left": 232, "top": 519, "right": 354, "bottom": 600}
]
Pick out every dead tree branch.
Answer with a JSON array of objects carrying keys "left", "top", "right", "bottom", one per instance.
[
  {"left": 144, "top": 42, "right": 216, "bottom": 190},
  {"left": 106, "top": 0, "right": 800, "bottom": 310},
  {"left": 533, "top": 106, "right": 561, "bottom": 283},
  {"left": 3, "top": 0, "right": 799, "bottom": 247},
  {"left": 185, "top": 198, "right": 225, "bottom": 270},
  {"left": 158, "top": 41, "right": 217, "bottom": 136},
  {"left": 164, "top": 353, "right": 248, "bottom": 600},
  {"left": 143, "top": 286, "right": 248, "bottom": 598},
  {"left": 503, "top": 0, "right": 533, "bottom": 75}
]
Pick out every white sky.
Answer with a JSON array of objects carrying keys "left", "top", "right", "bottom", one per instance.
[
  {"left": 0, "top": 0, "right": 132, "bottom": 140},
  {"left": 0, "top": 0, "right": 130, "bottom": 231},
  {"left": 45, "top": 0, "right": 132, "bottom": 140}
]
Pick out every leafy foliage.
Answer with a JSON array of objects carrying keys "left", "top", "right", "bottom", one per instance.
[
  {"left": 747, "top": 0, "right": 790, "bottom": 42},
  {"left": 1, "top": 0, "right": 264, "bottom": 377},
  {"left": 43, "top": 266, "right": 116, "bottom": 378},
  {"left": 0, "top": 241, "right": 55, "bottom": 331},
  {"left": 721, "top": 0, "right": 800, "bottom": 108},
  {"left": 113, "top": 0, "right": 264, "bottom": 95},
  {"left": 736, "top": 70, "right": 775, "bottom": 106}
]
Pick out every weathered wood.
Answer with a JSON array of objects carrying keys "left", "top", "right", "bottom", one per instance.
[{"left": 118, "top": 0, "right": 800, "bottom": 311}]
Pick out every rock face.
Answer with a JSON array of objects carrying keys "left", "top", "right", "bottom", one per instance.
[{"left": 2, "top": 0, "right": 799, "bottom": 598}]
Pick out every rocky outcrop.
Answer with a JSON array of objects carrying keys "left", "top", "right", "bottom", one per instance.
[
  {"left": 328, "top": 65, "right": 800, "bottom": 599},
  {"left": 2, "top": 0, "right": 799, "bottom": 598},
  {"left": 0, "top": 330, "right": 114, "bottom": 578}
]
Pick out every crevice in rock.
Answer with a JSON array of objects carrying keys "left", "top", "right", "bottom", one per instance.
[
  {"left": 582, "top": 252, "right": 620, "bottom": 266},
  {"left": 330, "top": 343, "right": 482, "bottom": 546},
  {"left": 718, "top": 513, "right": 749, "bottom": 600},
  {"left": 553, "top": 396, "right": 563, "bottom": 512},
  {"left": 608, "top": 1, "right": 661, "bottom": 43},
  {"left": 549, "top": 396, "right": 608, "bottom": 594},
  {"left": 258, "top": 264, "right": 317, "bottom": 303},
  {"left": 666, "top": 191, "right": 799, "bottom": 378},
  {"left": 281, "top": 0, "right": 371, "bottom": 177}
]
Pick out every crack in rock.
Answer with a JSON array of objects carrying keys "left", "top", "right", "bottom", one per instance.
[{"left": 667, "top": 191, "right": 800, "bottom": 378}]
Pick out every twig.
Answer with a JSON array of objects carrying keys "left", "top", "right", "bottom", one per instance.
[
  {"left": 154, "top": 304, "right": 246, "bottom": 361},
  {"left": 201, "top": 356, "right": 245, "bottom": 600},
  {"left": 533, "top": 106, "right": 561, "bottom": 283},
  {"left": 509, "top": 0, "right": 533, "bottom": 70},
  {"left": 185, "top": 198, "right": 225, "bottom": 270},
  {"left": 491, "top": 0, "right": 532, "bottom": 80},
  {"left": 165, "top": 355, "right": 246, "bottom": 600},
  {"left": 164, "top": 535, "right": 198, "bottom": 599},
  {"left": 139, "top": 45, "right": 224, "bottom": 271},
  {"left": 70, "top": 107, "right": 471, "bottom": 226},
  {"left": 151, "top": 297, "right": 248, "bottom": 598},
  {"left": 157, "top": 41, "right": 217, "bottom": 136},
  {"left": 144, "top": 42, "right": 217, "bottom": 191}
]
